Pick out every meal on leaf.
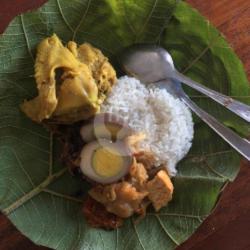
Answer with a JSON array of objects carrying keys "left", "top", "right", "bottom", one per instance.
[{"left": 21, "top": 34, "right": 193, "bottom": 229}]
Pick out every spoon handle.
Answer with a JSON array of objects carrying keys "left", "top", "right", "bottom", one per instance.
[
  {"left": 180, "top": 94, "right": 250, "bottom": 161},
  {"left": 174, "top": 71, "right": 250, "bottom": 123}
]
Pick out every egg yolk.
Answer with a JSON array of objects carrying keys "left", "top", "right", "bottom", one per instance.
[{"left": 92, "top": 147, "right": 123, "bottom": 178}]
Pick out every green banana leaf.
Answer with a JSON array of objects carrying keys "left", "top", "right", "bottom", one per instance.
[{"left": 0, "top": 0, "right": 249, "bottom": 249}]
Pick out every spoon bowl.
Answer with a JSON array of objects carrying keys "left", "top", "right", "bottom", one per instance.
[{"left": 121, "top": 44, "right": 175, "bottom": 84}]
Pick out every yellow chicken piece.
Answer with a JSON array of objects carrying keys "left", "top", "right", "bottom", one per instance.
[
  {"left": 53, "top": 63, "right": 100, "bottom": 123},
  {"left": 21, "top": 34, "right": 117, "bottom": 123},
  {"left": 68, "top": 42, "right": 117, "bottom": 102}
]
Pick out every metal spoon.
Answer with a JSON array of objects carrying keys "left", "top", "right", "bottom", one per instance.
[
  {"left": 120, "top": 44, "right": 250, "bottom": 161},
  {"left": 121, "top": 44, "right": 250, "bottom": 123}
]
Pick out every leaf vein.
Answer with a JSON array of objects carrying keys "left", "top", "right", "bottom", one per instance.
[
  {"left": 2, "top": 167, "right": 67, "bottom": 215},
  {"left": 132, "top": 220, "right": 145, "bottom": 250},
  {"left": 147, "top": 212, "right": 207, "bottom": 221},
  {"left": 43, "top": 189, "right": 83, "bottom": 203},
  {"left": 0, "top": 136, "right": 50, "bottom": 154},
  {"left": 135, "top": 0, "right": 158, "bottom": 42},
  {"left": 56, "top": 0, "right": 74, "bottom": 33},
  {"left": 20, "top": 15, "right": 34, "bottom": 62},
  {"left": 155, "top": 215, "right": 180, "bottom": 246},
  {"left": 72, "top": 0, "right": 92, "bottom": 41}
]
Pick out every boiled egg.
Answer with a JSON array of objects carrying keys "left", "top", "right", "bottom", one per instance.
[
  {"left": 80, "top": 139, "right": 132, "bottom": 184},
  {"left": 80, "top": 113, "right": 132, "bottom": 142}
]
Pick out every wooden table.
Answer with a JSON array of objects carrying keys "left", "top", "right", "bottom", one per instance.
[{"left": 0, "top": 1, "right": 249, "bottom": 249}]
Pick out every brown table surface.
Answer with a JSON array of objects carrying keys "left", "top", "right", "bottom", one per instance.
[{"left": 0, "top": 0, "right": 249, "bottom": 249}]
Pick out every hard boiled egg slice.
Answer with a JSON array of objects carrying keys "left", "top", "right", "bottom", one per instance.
[
  {"left": 80, "top": 139, "right": 132, "bottom": 184},
  {"left": 80, "top": 113, "right": 132, "bottom": 142}
]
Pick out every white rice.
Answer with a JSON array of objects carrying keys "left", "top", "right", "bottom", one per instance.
[{"left": 101, "top": 76, "right": 194, "bottom": 176}]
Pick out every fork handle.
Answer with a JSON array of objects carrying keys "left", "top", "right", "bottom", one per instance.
[
  {"left": 180, "top": 94, "right": 250, "bottom": 161},
  {"left": 174, "top": 71, "right": 250, "bottom": 123}
]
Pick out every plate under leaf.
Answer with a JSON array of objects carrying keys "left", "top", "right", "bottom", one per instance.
[{"left": 0, "top": 0, "right": 249, "bottom": 249}]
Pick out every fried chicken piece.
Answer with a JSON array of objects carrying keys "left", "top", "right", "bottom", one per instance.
[
  {"left": 134, "top": 151, "right": 156, "bottom": 170},
  {"left": 89, "top": 182, "right": 148, "bottom": 218},
  {"left": 129, "top": 157, "right": 148, "bottom": 189},
  {"left": 125, "top": 132, "right": 146, "bottom": 153}
]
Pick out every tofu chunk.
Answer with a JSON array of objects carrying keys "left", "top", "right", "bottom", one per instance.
[{"left": 146, "top": 170, "right": 173, "bottom": 211}]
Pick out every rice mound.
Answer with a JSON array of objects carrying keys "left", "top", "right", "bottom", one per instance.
[{"left": 101, "top": 76, "right": 194, "bottom": 176}]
